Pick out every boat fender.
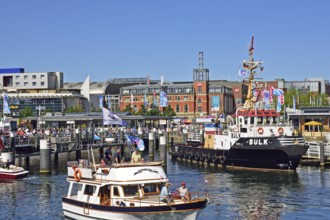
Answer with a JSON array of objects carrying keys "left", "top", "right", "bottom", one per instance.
[
  {"left": 278, "top": 127, "right": 284, "bottom": 135},
  {"left": 219, "top": 155, "right": 226, "bottom": 164},
  {"left": 258, "top": 127, "right": 264, "bottom": 135},
  {"left": 74, "top": 168, "right": 82, "bottom": 182}
]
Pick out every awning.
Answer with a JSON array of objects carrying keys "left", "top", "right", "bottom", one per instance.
[{"left": 304, "top": 121, "right": 322, "bottom": 126}]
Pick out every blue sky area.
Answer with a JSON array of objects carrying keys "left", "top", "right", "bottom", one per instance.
[{"left": 0, "top": 1, "right": 329, "bottom": 83}]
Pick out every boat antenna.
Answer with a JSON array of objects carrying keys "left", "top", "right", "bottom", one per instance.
[{"left": 242, "top": 36, "right": 264, "bottom": 110}]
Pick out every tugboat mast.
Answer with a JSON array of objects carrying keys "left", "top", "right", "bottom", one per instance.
[{"left": 242, "top": 36, "right": 264, "bottom": 110}]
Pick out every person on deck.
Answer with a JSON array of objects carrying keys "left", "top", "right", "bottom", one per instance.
[
  {"left": 104, "top": 146, "right": 112, "bottom": 165},
  {"left": 131, "top": 148, "right": 143, "bottom": 163},
  {"left": 177, "top": 181, "right": 190, "bottom": 202},
  {"left": 114, "top": 148, "right": 122, "bottom": 164},
  {"left": 100, "top": 158, "right": 107, "bottom": 167},
  {"left": 160, "top": 182, "right": 172, "bottom": 203}
]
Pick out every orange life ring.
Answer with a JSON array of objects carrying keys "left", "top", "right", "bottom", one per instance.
[
  {"left": 258, "top": 127, "right": 264, "bottom": 135},
  {"left": 278, "top": 127, "right": 284, "bottom": 135},
  {"left": 74, "top": 168, "right": 82, "bottom": 182}
]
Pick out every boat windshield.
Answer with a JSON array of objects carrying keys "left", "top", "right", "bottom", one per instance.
[
  {"left": 123, "top": 185, "right": 140, "bottom": 197},
  {"left": 142, "top": 183, "right": 160, "bottom": 195}
]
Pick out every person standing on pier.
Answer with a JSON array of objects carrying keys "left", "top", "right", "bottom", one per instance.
[{"left": 104, "top": 146, "right": 112, "bottom": 165}]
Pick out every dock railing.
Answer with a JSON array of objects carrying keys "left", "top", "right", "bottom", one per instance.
[{"left": 305, "top": 142, "right": 330, "bottom": 159}]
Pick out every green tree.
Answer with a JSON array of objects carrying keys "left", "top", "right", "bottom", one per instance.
[
  {"left": 20, "top": 106, "right": 33, "bottom": 118},
  {"left": 124, "top": 104, "right": 134, "bottom": 113},
  {"left": 65, "top": 106, "right": 84, "bottom": 113},
  {"left": 163, "top": 105, "right": 176, "bottom": 117},
  {"left": 135, "top": 105, "right": 148, "bottom": 115},
  {"left": 146, "top": 108, "right": 161, "bottom": 116}
]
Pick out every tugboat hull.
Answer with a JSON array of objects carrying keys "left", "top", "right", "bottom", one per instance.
[{"left": 172, "top": 137, "right": 309, "bottom": 171}]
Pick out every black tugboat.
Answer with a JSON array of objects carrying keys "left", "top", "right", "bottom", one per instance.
[{"left": 171, "top": 37, "right": 309, "bottom": 171}]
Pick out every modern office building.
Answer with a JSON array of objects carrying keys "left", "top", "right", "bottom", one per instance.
[{"left": 0, "top": 68, "right": 86, "bottom": 117}]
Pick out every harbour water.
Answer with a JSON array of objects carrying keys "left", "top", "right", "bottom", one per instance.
[{"left": 1, "top": 151, "right": 330, "bottom": 220}]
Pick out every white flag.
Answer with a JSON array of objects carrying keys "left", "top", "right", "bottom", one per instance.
[
  {"left": 160, "top": 75, "right": 164, "bottom": 86},
  {"left": 102, "top": 107, "right": 123, "bottom": 126}
]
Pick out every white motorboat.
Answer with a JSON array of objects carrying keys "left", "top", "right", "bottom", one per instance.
[{"left": 62, "top": 159, "right": 209, "bottom": 220}]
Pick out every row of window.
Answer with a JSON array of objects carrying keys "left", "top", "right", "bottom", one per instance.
[
  {"left": 123, "top": 95, "right": 193, "bottom": 102},
  {"left": 15, "top": 81, "right": 45, "bottom": 86},
  {"left": 16, "top": 74, "right": 46, "bottom": 80},
  {"left": 122, "top": 87, "right": 194, "bottom": 95}
]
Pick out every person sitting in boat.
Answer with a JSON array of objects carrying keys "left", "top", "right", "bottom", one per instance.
[
  {"left": 114, "top": 148, "right": 122, "bottom": 164},
  {"left": 100, "top": 158, "right": 107, "bottom": 167},
  {"left": 78, "top": 159, "right": 85, "bottom": 168},
  {"left": 177, "top": 181, "right": 190, "bottom": 202},
  {"left": 104, "top": 146, "right": 112, "bottom": 165},
  {"left": 131, "top": 148, "right": 143, "bottom": 163},
  {"left": 160, "top": 182, "right": 172, "bottom": 204}
]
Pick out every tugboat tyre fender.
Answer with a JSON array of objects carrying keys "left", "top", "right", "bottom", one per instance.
[
  {"left": 278, "top": 127, "right": 284, "bottom": 135},
  {"left": 219, "top": 155, "right": 226, "bottom": 164},
  {"left": 74, "top": 168, "right": 82, "bottom": 182}
]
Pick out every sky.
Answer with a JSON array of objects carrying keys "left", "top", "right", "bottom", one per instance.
[{"left": 0, "top": 1, "right": 329, "bottom": 84}]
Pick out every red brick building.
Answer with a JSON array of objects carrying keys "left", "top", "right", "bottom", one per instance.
[{"left": 119, "top": 52, "right": 236, "bottom": 118}]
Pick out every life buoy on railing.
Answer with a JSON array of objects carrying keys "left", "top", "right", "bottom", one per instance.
[
  {"left": 258, "top": 127, "right": 264, "bottom": 135},
  {"left": 278, "top": 127, "right": 284, "bottom": 135},
  {"left": 74, "top": 168, "right": 82, "bottom": 182},
  {"left": 219, "top": 155, "right": 226, "bottom": 164}
]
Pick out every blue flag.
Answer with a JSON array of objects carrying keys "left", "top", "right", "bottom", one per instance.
[
  {"left": 160, "top": 91, "right": 167, "bottom": 107},
  {"left": 2, "top": 92, "right": 11, "bottom": 114},
  {"left": 125, "top": 134, "right": 145, "bottom": 151},
  {"left": 238, "top": 69, "right": 248, "bottom": 77}
]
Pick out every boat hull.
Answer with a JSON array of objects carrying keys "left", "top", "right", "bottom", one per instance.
[
  {"left": 171, "top": 137, "right": 309, "bottom": 171},
  {"left": 0, "top": 170, "right": 29, "bottom": 179},
  {"left": 62, "top": 197, "right": 208, "bottom": 220}
]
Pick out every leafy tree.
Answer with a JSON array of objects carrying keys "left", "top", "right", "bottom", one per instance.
[
  {"left": 65, "top": 106, "right": 84, "bottom": 113},
  {"left": 20, "top": 106, "right": 33, "bottom": 118},
  {"left": 135, "top": 105, "right": 148, "bottom": 115},
  {"left": 146, "top": 108, "right": 161, "bottom": 116},
  {"left": 124, "top": 104, "right": 134, "bottom": 113},
  {"left": 163, "top": 105, "right": 176, "bottom": 117}
]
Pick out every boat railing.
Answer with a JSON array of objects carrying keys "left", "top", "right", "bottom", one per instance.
[{"left": 102, "top": 191, "right": 209, "bottom": 207}]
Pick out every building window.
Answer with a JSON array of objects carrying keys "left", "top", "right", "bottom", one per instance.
[
  {"left": 198, "top": 106, "right": 202, "bottom": 112},
  {"left": 24, "top": 82, "right": 28, "bottom": 86},
  {"left": 167, "top": 96, "right": 171, "bottom": 101},
  {"left": 176, "top": 104, "right": 180, "bottom": 112},
  {"left": 40, "top": 75, "right": 45, "bottom": 79},
  {"left": 32, "top": 82, "right": 36, "bottom": 86},
  {"left": 24, "top": 75, "right": 28, "bottom": 79},
  {"left": 184, "top": 104, "right": 188, "bottom": 112},
  {"left": 125, "top": 97, "right": 129, "bottom": 102},
  {"left": 184, "top": 96, "right": 188, "bottom": 101},
  {"left": 16, "top": 82, "right": 20, "bottom": 86},
  {"left": 176, "top": 96, "right": 180, "bottom": 101},
  {"left": 32, "top": 75, "right": 37, "bottom": 79},
  {"left": 15, "top": 75, "right": 20, "bottom": 79},
  {"left": 198, "top": 99, "right": 201, "bottom": 104},
  {"left": 41, "top": 82, "right": 45, "bottom": 86},
  {"left": 198, "top": 86, "right": 202, "bottom": 92}
]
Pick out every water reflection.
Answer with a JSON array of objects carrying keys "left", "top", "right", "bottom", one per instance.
[{"left": 1, "top": 151, "right": 330, "bottom": 219}]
